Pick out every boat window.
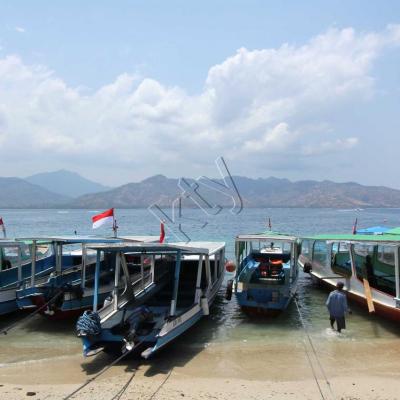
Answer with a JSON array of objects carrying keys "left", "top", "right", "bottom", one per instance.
[
  {"left": 36, "top": 244, "right": 52, "bottom": 259},
  {"left": 301, "top": 240, "right": 310, "bottom": 256},
  {"left": 331, "top": 242, "right": 352, "bottom": 276},
  {"left": 312, "top": 241, "right": 328, "bottom": 265},
  {"left": 354, "top": 244, "right": 395, "bottom": 296},
  {"left": 377, "top": 246, "right": 395, "bottom": 266},
  {"left": 2, "top": 246, "right": 21, "bottom": 269}
]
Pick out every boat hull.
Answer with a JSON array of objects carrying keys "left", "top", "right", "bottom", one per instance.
[{"left": 310, "top": 272, "right": 400, "bottom": 323}]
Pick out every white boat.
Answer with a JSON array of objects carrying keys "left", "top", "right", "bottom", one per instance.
[
  {"left": 77, "top": 241, "right": 225, "bottom": 359},
  {"left": 299, "top": 228, "right": 400, "bottom": 322}
]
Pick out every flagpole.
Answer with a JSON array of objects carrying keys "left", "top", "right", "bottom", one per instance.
[
  {"left": 112, "top": 209, "right": 118, "bottom": 238},
  {"left": 0, "top": 218, "right": 6, "bottom": 238}
]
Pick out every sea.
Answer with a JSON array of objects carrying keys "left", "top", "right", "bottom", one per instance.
[{"left": 1, "top": 207, "right": 400, "bottom": 365}]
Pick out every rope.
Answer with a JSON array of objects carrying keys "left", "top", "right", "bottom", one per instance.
[
  {"left": 63, "top": 343, "right": 141, "bottom": 400},
  {"left": 0, "top": 290, "right": 64, "bottom": 335},
  {"left": 147, "top": 369, "right": 173, "bottom": 400},
  {"left": 110, "top": 370, "right": 137, "bottom": 400},
  {"left": 76, "top": 310, "right": 102, "bottom": 336},
  {"left": 294, "top": 297, "right": 335, "bottom": 400}
]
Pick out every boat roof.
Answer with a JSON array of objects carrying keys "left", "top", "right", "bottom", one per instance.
[
  {"left": 87, "top": 241, "right": 225, "bottom": 255},
  {"left": 118, "top": 235, "right": 159, "bottom": 243},
  {"left": 14, "top": 235, "right": 158, "bottom": 245},
  {"left": 356, "top": 226, "right": 390, "bottom": 234},
  {"left": 0, "top": 239, "right": 27, "bottom": 247},
  {"left": 236, "top": 231, "right": 298, "bottom": 242},
  {"left": 305, "top": 233, "right": 400, "bottom": 245}
]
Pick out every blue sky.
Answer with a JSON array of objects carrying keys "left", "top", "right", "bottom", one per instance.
[{"left": 0, "top": 1, "right": 400, "bottom": 188}]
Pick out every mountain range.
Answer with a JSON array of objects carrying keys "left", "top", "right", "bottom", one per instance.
[{"left": 1, "top": 170, "right": 400, "bottom": 209}]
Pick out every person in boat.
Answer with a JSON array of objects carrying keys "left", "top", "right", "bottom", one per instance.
[
  {"left": 326, "top": 281, "right": 350, "bottom": 333},
  {"left": 1, "top": 258, "right": 12, "bottom": 270}
]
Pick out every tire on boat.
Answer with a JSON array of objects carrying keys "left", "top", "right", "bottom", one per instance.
[{"left": 303, "top": 262, "right": 312, "bottom": 273}]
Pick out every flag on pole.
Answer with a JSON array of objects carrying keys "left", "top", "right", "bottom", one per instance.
[
  {"left": 159, "top": 221, "right": 165, "bottom": 243},
  {"left": 352, "top": 218, "right": 358, "bottom": 235},
  {"left": 0, "top": 217, "right": 5, "bottom": 238},
  {"left": 92, "top": 208, "right": 114, "bottom": 229}
]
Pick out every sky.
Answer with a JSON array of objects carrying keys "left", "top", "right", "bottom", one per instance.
[{"left": 0, "top": 1, "right": 400, "bottom": 188}]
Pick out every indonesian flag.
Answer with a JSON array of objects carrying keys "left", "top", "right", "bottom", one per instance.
[
  {"left": 0, "top": 217, "right": 5, "bottom": 237},
  {"left": 92, "top": 208, "right": 114, "bottom": 229},
  {"left": 159, "top": 221, "right": 165, "bottom": 243}
]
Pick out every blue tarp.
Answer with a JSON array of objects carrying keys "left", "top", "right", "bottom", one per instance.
[{"left": 356, "top": 226, "right": 390, "bottom": 235}]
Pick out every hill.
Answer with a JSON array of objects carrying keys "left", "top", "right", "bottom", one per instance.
[
  {"left": 0, "top": 177, "right": 69, "bottom": 208},
  {"left": 26, "top": 170, "right": 110, "bottom": 198}
]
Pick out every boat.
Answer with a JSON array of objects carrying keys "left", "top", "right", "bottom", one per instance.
[
  {"left": 76, "top": 241, "right": 225, "bottom": 359},
  {"left": 15, "top": 235, "right": 158, "bottom": 319},
  {"left": 0, "top": 239, "right": 55, "bottom": 315},
  {"left": 299, "top": 228, "right": 400, "bottom": 322},
  {"left": 231, "top": 232, "right": 300, "bottom": 315}
]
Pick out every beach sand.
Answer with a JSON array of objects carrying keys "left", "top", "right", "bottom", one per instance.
[{"left": 1, "top": 337, "right": 400, "bottom": 400}]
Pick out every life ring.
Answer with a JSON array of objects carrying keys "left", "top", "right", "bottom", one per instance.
[{"left": 225, "top": 260, "right": 236, "bottom": 273}]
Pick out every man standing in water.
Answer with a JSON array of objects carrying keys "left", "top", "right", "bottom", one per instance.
[{"left": 326, "top": 281, "right": 350, "bottom": 332}]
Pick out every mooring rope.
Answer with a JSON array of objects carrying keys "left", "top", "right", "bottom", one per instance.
[
  {"left": 110, "top": 369, "right": 137, "bottom": 400},
  {"left": 0, "top": 290, "right": 64, "bottom": 335},
  {"left": 146, "top": 369, "right": 173, "bottom": 400},
  {"left": 63, "top": 343, "right": 141, "bottom": 400},
  {"left": 294, "top": 297, "right": 335, "bottom": 400}
]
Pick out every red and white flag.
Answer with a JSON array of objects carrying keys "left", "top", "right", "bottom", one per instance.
[
  {"left": 92, "top": 208, "right": 114, "bottom": 229},
  {"left": 0, "top": 217, "right": 6, "bottom": 237},
  {"left": 159, "top": 221, "right": 165, "bottom": 243}
]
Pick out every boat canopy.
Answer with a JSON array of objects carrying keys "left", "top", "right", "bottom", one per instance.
[
  {"left": 356, "top": 226, "right": 390, "bottom": 235},
  {"left": 0, "top": 239, "right": 27, "bottom": 247},
  {"left": 386, "top": 227, "right": 400, "bottom": 235},
  {"left": 118, "top": 235, "right": 159, "bottom": 243},
  {"left": 305, "top": 232, "right": 400, "bottom": 245},
  {"left": 236, "top": 231, "right": 298, "bottom": 243},
  {"left": 14, "top": 235, "right": 155, "bottom": 245},
  {"left": 87, "top": 241, "right": 225, "bottom": 256}
]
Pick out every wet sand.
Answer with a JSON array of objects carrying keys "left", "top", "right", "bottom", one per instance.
[{"left": 1, "top": 337, "right": 400, "bottom": 399}]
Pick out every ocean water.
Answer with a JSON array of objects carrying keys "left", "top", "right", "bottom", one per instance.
[{"left": 1, "top": 207, "right": 400, "bottom": 364}]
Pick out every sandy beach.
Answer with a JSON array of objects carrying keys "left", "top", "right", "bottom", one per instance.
[{"left": 1, "top": 336, "right": 400, "bottom": 400}]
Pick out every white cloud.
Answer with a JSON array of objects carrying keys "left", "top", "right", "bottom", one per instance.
[
  {"left": 15, "top": 26, "right": 26, "bottom": 33},
  {"left": 0, "top": 25, "right": 399, "bottom": 183},
  {"left": 301, "top": 137, "right": 359, "bottom": 156}
]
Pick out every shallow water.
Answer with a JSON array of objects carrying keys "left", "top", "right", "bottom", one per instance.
[{"left": 0, "top": 207, "right": 400, "bottom": 365}]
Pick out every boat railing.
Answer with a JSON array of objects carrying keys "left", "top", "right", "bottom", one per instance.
[{"left": 98, "top": 271, "right": 153, "bottom": 321}]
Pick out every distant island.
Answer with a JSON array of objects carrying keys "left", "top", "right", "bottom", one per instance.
[{"left": 1, "top": 170, "right": 400, "bottom": 209}]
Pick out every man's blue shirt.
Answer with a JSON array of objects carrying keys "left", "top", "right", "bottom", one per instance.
[{"left": 326, "top": 290, "right": 348, "bottom": 318}]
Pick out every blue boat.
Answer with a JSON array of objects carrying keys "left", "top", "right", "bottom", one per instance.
[
  {"left": 15, "top": 236, "right": 158, "bottom": 319},
  {"left": 0, "top": 239, "right": 55, "bottom": 315},
  {"left": 232, "top": 232, "right": 299, "bottom": 315},
  {"left": 76, "top": 241, "right": 226, "bottom": 358}
]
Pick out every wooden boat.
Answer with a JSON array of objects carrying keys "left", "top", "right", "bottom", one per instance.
[
  {"left": 232, "top": 232, "right": 299, "bottom": 315},
  {"left": 15, "top": 236, "right": 158, "bottom": 319},
  {"left": 0, "top": 239, "right": 55, "bottom": 315},
  {"left": 299, "top": 228, "right": 400, "bottom": 322},
  {"left": 77, "top": 241, "right": 225, "bottom": 358}
]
